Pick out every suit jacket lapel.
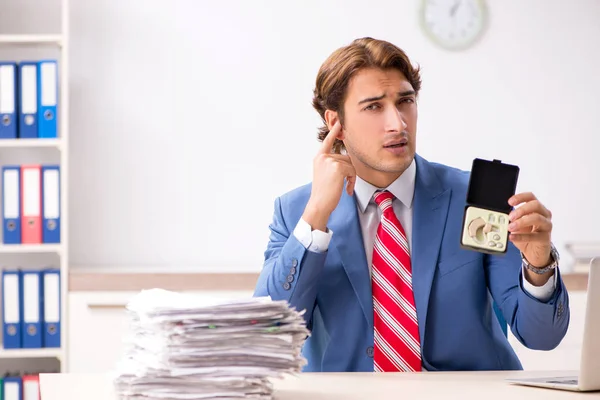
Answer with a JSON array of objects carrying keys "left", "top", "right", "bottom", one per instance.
[
  {"left": 329, "top": 189, "right": 373, "bottom": 329},
  {"left": 411, "top": 154, "right": 452, "bottom": 346}
]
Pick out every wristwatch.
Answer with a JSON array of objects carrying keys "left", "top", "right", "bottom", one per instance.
[{"left": 521, "top": 243, "right": 560, "bottom": 274}]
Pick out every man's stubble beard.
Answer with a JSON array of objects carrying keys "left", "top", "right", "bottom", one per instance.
[{"left": 345, "top": 140, "right": 414, "bottom": 176}]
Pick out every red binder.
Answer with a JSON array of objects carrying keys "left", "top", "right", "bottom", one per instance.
[
  {"left": 22, "top": 374, "right": 40, "bottom": 400},
  {"left": 21, "top": 164, "right": 42, "bottom": 244}
]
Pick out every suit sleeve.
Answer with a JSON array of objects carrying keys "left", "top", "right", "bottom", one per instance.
[
  {"left": 253, "top": 197, "right": 328, "bottom": 327},
  {"left": 486, "top": 242, "right": 569, "bottom": 351}
]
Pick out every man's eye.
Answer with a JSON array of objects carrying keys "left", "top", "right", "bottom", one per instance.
[{"left": 365, "top": 103, "right": 379, "bottom": 111}]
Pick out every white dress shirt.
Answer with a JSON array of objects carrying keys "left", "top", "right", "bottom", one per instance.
[{"left": 293, "top": 158, "right": 557, "bottom": 301}]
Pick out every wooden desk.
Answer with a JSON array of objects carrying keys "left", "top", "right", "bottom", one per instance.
[{"left": 39, "top": 371, "right": 599, "bottom": 400}]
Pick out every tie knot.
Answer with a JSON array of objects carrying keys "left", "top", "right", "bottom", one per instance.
[{"left": 373, "top": 190, "right": 394, "bottom": 211}]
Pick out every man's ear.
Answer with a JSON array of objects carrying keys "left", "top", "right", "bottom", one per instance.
[{"left": 324, "top": 110, "right": 345, "bottom": 139}]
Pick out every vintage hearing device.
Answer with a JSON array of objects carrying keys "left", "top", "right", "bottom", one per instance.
[{"left": 460, "top": 158, "right": 520, "bottom": 255}]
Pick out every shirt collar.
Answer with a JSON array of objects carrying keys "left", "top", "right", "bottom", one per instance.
[{"left": 354, "top": 157, "right": 416, "bottom": 213}]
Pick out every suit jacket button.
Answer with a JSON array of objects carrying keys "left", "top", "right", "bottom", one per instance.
[
  {"left": 290, "top": 267, "right": 297, "bottom": 275},
  {"left": 283, "top": 282, "right": 291, "bottom": 290},
  {"left": 286, "top": 275, "right": 294, "bottom": 283},
  {"left": 291, "top": 259, "right": 298, "bottom": 267},
  {"left": 366, "top": 346, "right": 374, "bottom": 358}
]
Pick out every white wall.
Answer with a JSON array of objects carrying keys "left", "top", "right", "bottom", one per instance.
[{"left": 2, "top": 0, "right": 599, "bottom": 272}]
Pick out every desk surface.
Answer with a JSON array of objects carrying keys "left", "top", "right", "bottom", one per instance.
[{"left": 39, "top": 370, "right": 599, "bottom": 400}]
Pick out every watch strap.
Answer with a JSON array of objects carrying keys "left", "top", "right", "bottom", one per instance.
[{"left": 521, "top": 244, "right": 559, "bottom": 275}]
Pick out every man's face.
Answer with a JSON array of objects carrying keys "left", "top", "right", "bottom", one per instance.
[{"left": 340, "top": 67, "right": 417, "bottom": 186}]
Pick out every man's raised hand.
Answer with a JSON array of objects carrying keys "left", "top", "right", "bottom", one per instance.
[{"left": 302, "top": 121, "right": 356, "bottom": 231}]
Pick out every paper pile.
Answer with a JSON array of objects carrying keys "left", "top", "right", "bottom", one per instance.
[{"left": 112, "top": 289, "right": 309, "bottom": 400}]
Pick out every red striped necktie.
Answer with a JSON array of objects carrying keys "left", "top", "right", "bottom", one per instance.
[{"left": 371, "top": 190, "right": 422, "bottom": 372}]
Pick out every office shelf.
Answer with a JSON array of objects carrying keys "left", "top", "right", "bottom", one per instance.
[
  {"left": 0, "top": 139, "right": 62, "bottom": 149},
  {"left": 0, "top": 0, "right": 70, "bottom": 374},
  {"left": 0, "top": 35, "right": 62, "bottom": 46},
  {"left": 0, "top": 348, "right": 62, "bottom": 360},
  {"left": 0, "top": 244, "right": 63, "bottom": 254}
]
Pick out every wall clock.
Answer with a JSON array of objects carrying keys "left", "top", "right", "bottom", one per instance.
[{"left": 420, "top": 0, "right": 488, "bottom": 51}]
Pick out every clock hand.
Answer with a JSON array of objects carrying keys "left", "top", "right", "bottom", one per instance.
[{"left": 450, "top": 0, "right": 460, "bottom": 17}]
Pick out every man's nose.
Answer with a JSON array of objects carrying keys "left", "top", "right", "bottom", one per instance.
[{"left": 385, "top": 107, "right": 407, "bottom": 132}]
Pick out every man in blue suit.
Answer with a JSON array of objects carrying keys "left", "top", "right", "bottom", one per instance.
[{"left": 254, "top": 37, "right": 569, "bottom": 372}]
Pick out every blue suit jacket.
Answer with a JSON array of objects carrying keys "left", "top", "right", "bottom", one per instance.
[{"left": 254, "top": 154, "right": 570, "bottom": 372}]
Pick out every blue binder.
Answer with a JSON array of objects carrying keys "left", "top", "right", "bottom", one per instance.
[
  {"left": 2, "top": 269, "right": 22, "bottom": 349},
  {"left": 37, "top": 60, "right": 58, "bottom": 138},
  {"left": 18, "top": 61, "right": 38, "bottom": 139},
  {"left": 42, "top": 165, "right": 61, "bottom": 243},
  {"left": 22, "top": 269, "right": 43, "bottom": 348},
  {"left": 2, "top": 166, "right": 21, "bottom": 244},
  {"left": 0, "top": 62, "right": 18, "bottom": 139},
  {"left": 42, "top": 268, "right": 61, "bottom": 347},
  {"left": 2, "top": 376, "right": 23, "bottom": 400}
]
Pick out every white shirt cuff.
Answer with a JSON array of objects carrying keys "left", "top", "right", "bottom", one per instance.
[
  {"left": 521, "top": 265, "right": 557, "bottom": 302},
  {"left": 293, "top": 217, "right": 333, "bottom": 253}
]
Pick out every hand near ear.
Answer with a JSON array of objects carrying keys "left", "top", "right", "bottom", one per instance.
[{"left": 302, "top": 121, "right": 356, "bottom": 232}]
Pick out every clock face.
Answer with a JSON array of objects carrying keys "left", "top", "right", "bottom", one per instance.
[{"left": 420, "top": 0, "right": 488, "bottom": 51}]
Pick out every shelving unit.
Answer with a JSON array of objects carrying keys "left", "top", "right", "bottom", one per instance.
[
  {"left": 0, "top": 244, "right": 63, "bottom": 254},
  {"left": 0, "top": 35, "right": 62, "bottom": 46},
  {"left": 0, "top": 0, "right": 69, "bottom": 374},
  {"left": 0, "top": 138, "right": 62, "bottom": 149},
  {"left": 0, "top": 348, "right": 63, "bottom": 360}
]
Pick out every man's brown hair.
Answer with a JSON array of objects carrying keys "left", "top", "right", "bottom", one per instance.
[{"left": 312, "top": 37, "right": 422, "bottom": 154}]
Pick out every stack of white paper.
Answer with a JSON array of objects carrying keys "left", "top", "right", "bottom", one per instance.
[{"left": 112, "top": 289, "right": 309, "bottom": 400}]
